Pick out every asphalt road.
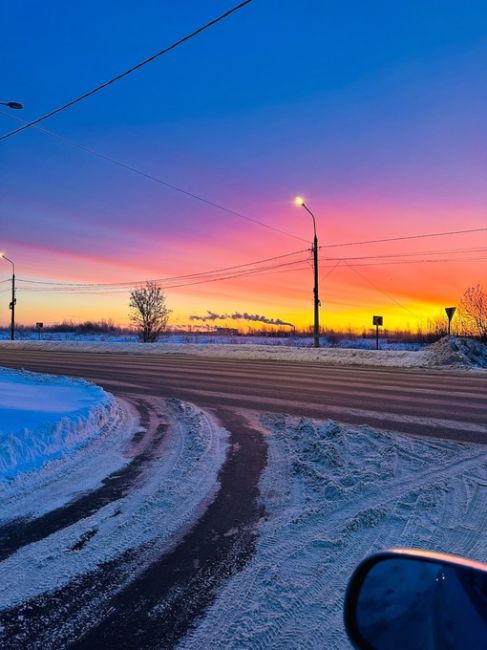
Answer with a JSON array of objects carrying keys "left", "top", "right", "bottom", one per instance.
[
  {"left": 1, "top": 349, "right": 486, "bottom": 442},
  {"left": 1, "top": 349, "right": 486, "bottom": 648}
]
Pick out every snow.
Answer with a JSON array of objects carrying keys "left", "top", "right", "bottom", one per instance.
[
  {"left": 0, "top": 368, "right": 115, "bottom": 483},
  {"left": 0, "top": 339, "right": 429, "bottom": 367},
  {"left": 2, "top": 336, "right": 486, "bottom": 369},
  {"left": 0, "top": 331, "right": 422, "bottom": 350},
  {"left": 0, "top": 399, "right": 228, "bottom": 610},
  {"left": 2, "top": 336, "right": 484, "bottom": 370},
  {"left": 181, "top": 415, "right": 487, "bottom": 649}
]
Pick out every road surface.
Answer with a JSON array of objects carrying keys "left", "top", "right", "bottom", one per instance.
[
  {"left": 0, "top": 349, "right": 485, "bottom": 648},
  {"left": 0, "top": 349, "right": 485, "bottom": 442}
]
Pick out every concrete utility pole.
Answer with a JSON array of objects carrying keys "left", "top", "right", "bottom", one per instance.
[
  {"left": 1, "top": 254, "right": 16, "bottom": 340},
  {"left": 295, "top": 197, "right": 320, "bottom": 348},
  {"left": 0, "top": 103, "right": 22, "bottom": 339}
]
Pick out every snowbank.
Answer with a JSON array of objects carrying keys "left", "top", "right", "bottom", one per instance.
[
  {"left": 181, "top": 415, "right": 487, "bottom": 649},
  {"left": 0, "top": 368, "right": 115, "bottom": 483},
  {"left": 2, "top": 336, "right": 484, "bottom": 369},
  {"left": 0, "top": 339, "right": 429, "bottom": 367}
]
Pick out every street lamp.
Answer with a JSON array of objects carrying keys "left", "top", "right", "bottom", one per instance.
[
  {"left": 0, "top": 253, "right": 16, "bottom": 341},
  {"left": 0, "top": 101, "right": 23, "bottom": 110},
  {"left": 0, "top": 101, "right": 22, "bottom": 340},
  {"left": 295, "top": 196, "right": 320, "bottom": 348}
]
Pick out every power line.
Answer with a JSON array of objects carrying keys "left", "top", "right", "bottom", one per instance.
[
  {"left": 15, "top": 244, "right": 484, "bottom": 289},
  {"left": 322, "top": 246, "right": 487, "bottom": 262},
  {"left": 0, "top": 0, "right": 255, "bottom": 142},
  {"left": 319, "top": 227, "right": 487, "bottom": 249},
  {"left": 17, "top": 248, "right": 308, "bottom": 287},
  {"left": 342, "top": 260, "right": 418, "bottom": 318},
  {"left": 16, "top": 253, "right": 486, "bottom": 295},
  {"left": 0, "top": 111, "right": 308, "bottom": 243},
  {"left": 18, "top": 256, "right": 312, "bottom": 294}
]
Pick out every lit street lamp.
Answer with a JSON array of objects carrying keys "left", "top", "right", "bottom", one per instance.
[
  {"left": 0, "top": 254, "right": 16, "bottom": 341},
  {"left": 0, "top": 101, "right": 23, "bottom": 110},
  {"left": 295, "top": 196, "right": 320, "bottom": 348}
]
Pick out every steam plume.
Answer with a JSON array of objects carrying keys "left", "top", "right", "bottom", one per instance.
[{"left": 189, "top": 310, "right": 294, "bottom": 327}]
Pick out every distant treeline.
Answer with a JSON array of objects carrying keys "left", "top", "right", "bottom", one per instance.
[{"left": 0, "top": 317, "right": 478, "bottom": 344}]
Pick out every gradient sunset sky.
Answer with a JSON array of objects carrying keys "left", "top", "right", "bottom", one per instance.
[{"left": 1, "top": 1, "right": 486, "bottom": 331}]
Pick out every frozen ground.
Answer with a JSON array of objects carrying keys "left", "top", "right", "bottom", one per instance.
[
  {"left": 181, "top": 414, "right": 487, "bottom": 649},
  {"left": 0, "top": 368, "right": 115, "bottom": 483},
  {"left": 1, "top": 336, "right": 486, "bottom": 369}
]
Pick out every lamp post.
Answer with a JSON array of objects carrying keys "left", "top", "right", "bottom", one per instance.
[
  {"left": 0, "top": 254, "right": 16, "bottom": 340},
  {"left": 0, "top": 103, "right": 22, "bottom": 340},
  {"left": 295, "top": 197, "right": 320, "bottom": 348}
]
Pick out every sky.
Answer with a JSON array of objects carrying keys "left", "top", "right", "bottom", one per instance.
[{"left": 1, "top": 0, "right": 486, "bottom": 332}]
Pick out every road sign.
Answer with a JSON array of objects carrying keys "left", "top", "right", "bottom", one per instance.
[
  {"left": 445, "top": 307, "right": 456, "bottom": 336},
  {"left": 372, "top": 315, "right": 383, "bottom": 350},
  {"left": 36, "top": 322, "right": 43, "bottom": 328}
]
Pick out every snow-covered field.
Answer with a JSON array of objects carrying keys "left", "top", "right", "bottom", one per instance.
[
  {"left": 0, "top": 331, "right": 422, "bottom": 351},
  {"left": 182, "top": 415, "right": 487, "bottom": 649}
]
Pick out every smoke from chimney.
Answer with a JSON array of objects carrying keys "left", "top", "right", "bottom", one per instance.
[{"left": 189, "top": 310, "right": 294, "bottom": 328}]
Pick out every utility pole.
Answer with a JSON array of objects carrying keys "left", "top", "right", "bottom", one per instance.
[
  {"left": 295, "top": 197, "right": 320, "bottom": 348},
  {"left": 1, "top": 254, "right": 16, "bottom": 340},
  {"left": 0, "top": 104, "right": 22, "bottom": 341},
  {"left": 10, "top": 270, "right": 16, "bottom": 341}
]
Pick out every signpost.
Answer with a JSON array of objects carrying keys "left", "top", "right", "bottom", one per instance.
[
  {"left": 36, "top": 322, "right": 43, "bottom": 341},
  {"left": 372, "top": 315, "right": 383, "bottom": 350},
  {"left": 445, "top": 307, "right": 456, "bottom": 336}
]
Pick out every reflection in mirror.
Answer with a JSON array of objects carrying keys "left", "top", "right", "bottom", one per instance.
[{"left": 355, "top": 557, "right": 487, "bottom": 650}]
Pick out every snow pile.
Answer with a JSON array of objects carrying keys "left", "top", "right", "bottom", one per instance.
[
  {"left": 0, "top": 368, "right": 115, "bottom": 483},
  {"left": 182, "top": 415, "right": 487, "bottom": 649},
  {"left": 428, "top": 336, "right": 487, "bottom": 369}
]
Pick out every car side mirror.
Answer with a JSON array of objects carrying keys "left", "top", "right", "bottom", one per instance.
[{"left": 344, "top": 549, "right": 487, "bottom": 649}]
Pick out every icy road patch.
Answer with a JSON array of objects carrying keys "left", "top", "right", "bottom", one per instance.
[
  {"left": 0, "top": 368, "right": 114, "bottom": 483},
  {"left": 181, "top": 415, "right": 487, "bottom": 650}
]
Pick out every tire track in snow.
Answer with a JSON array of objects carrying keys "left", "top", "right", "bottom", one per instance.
[
  {"left": 180, "top": 416, "right": 487, "bottom": 650},
  {"left": 0, "top": 407, "right": 265, "bottom": 650},
  {"left": 0, "top": 398, "right": 166, "bottom": 562}
]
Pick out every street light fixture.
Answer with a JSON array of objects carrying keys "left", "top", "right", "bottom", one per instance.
[
  {"left": 295, "top": 197, "right": 320, "bottom": 348},
  {"left": 0, "top": 253, "right": 16, "bottom": 341},
  {"left": 0, "top": 101, "right": 23, "bottom": 110}
]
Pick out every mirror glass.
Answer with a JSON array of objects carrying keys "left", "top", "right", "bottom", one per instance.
[{"left": 355, "top": 557, "right": 487, "bottom": 649}]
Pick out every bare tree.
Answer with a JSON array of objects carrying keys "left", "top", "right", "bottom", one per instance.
[
  {"left": 459, "top": 284, "right": 487, "bottom": 341},
  {"left": 129, "top": 281, "right": 170, "bottom": 342}
]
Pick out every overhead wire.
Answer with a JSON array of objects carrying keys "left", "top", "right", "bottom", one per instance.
[
  {"left": 0, "top": 0, "right": 255, "bottom": 142},
  {"left": 16, "top": 248, "right": 309, "bottom": 287},
  {"left": 0, "top": 110, "right": 309, "bottom": 244},
  {"left": 318, "top": 227, "right": 487, "bottom": 249}
]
